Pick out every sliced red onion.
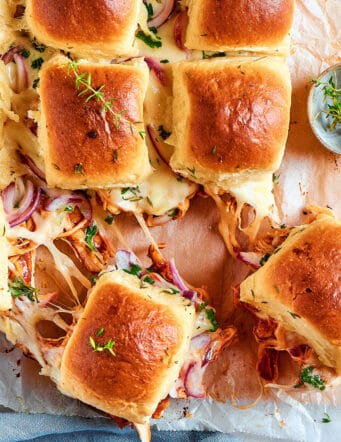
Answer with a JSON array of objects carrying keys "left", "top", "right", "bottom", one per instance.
[
  {"left": 173, "top": 11, "right": 188, "bottom": 51},
  {"left": 1, "top": 45, "right": 24, "bottom": 64},
  {"left": 2, "top": 178, "right": 41, "bottom": 227},
  {"left": 17, "top": 151, "right": 46, "bottom": 181},
  {"left": 169, "top": 258, "right": 188, "bottom": 291},
  {"left": 184, "top": 361, "right": 207, "bottom": 398},
  {"left": 115, "top": 248, "right": 141, "bottom": 272},
  {"left": 46, "top": 192, "right": 92, "bottom": 221},
  {"left": 148, "top": 0, "right": 175, "bottom": 28},
  {"left": 237, "top": 251, "right": 262, "bottom": 269},
  {"left": 190, "top": 332, "right": 211, "bottom": 352},
  {"left": 13, "top": 53, "right": 28, "bottom": 92},
  {"left": 146, "top": 124, "right": 169, "bottom": 165},
  {"left": 144, "top": 57, "right": 167, "bottom": 86},
  {"left": 38, "top": 292, "right": 58, "bottom": 307},
  {"left": 182, "top": 289, "right": 197, "bottom": 302}
]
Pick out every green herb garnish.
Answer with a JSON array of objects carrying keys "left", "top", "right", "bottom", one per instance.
[
  {"left": 123, "top": 263, "right": 142, "bottom": 277},
  {"left": 64, "top": 204, "right": 74, "bottom": 213},
  {"left": 294, "top": 366, "right": 326, "bottom": 391},
  {"left": 120, "top": 186, "right": 142, "bottom": 202},
  {"left": 32, "top": 78, "right": 40, "bottom": 89},
  {"left": 160, "top": 59, "right": 169, "bottom": 64},
  {"left": 31, "top": 57, "right": 44, "bottom": 69},
  {"left": 89, "top": 330, "right": 116, "bottom": 356},
  {"left": 206, "top": 308, "right": 219, "bottom": 332},
  {"left": 136, "top": 30, "right": 162, "bottom": 48},
  {"left": 260, "top": 253, "right": 271, "bottom": 266},
  {"left": 322, "top": 412, "right": 332, "bottom": 423},
  {"left": 144, "top": 2, "right": 154, "bottom": 20},
  {"left": 142, "top": 275, "right": 155, "bottom": 285},
  {"left": 202, "top": 51, "right": 226, "bottom": 59},
  {"left": 85, "top": 222, "right": 98, "bottom": 252},
  {"left": 199, "top": 301, "right": 209, "bottom": 311},
  {"left": 19, "top": 48, "right": 30, "bottom": 58},
  {"left": 158, "top": 125, "right": 171, "bottom": 140},
  {"left": 32, "top": 38, "right": 46, "bottom": 53},
  {"left": 288, "top": 311, "right": 301, "bottom": 319},
  {"left": 74, "top": 163, "right": 84, "bottom": 175},
  {"left": 104, "top": 214, "right": 114, "bottom": 225},
  {"left": 312, "top": 75, "right": 341, "bottom": 131},
  {"left": 9, "top": 277, "right": 39, "bottom": 302},
  {"left": 167, "top": 208, "right": 179, "bottom": 218},
  {"left": 162, "top": 288, "right": 180, "bottom": 295}
]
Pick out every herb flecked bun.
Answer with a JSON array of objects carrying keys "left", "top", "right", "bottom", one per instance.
[
  {"left": 185, "top": 0, "right": 295, "bottom": 55},
  {"left": 58, "top": 269, "right": 195, "bottom": 424},
  {"left": 25, "top": 0, "right": 139, "bottom": 59},
  {"left": 38, "top": 56, "right": 152, "bottom": 190},
  {"left": 240, "top": 212, "right": 341, "bottom": 374}
]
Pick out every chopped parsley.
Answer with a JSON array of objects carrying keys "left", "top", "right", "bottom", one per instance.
[
  {"left": 31, "top": 57, "right": 44, "bottom": 69},
  {"left": 142, "top": 275, "right": 155, "bottom": 285},
  {"left": 167, "top": 208, "right": 179, "bottom": 218},
  {"left": 199, "top": 301, "right": 209, "bottom": 311},
  {"left": 9, "top": 277, "right": 39, "bottom": 302},
  {"left": 202, "top": 51, "right": 226, "bottom": 59},
  {"left": 32, "top": 38, "right": 46, "bottom": 52},
  {"left": 206, "top": 308, "right": 219, "bottom": 332},
  {"left": 123, "top": 263, "right": 142, "bottom": 277},
  {"left": 104, "top": 214, "right": 114, "bottom": 225},
  {"left": 322, "top": 412, "right": 332, "bottom": 423},
  {"left": 85, "top": 222, "right": 98, "bottom": 252},
  {"left": 63, "top": 204, "right": 74, "bottom": 213},
  {"left": 113, "top": 149, "right": 118, "bottom": 162},
  {"left": 158, "top": 125, "right": 171, "bottom": 140},
  {"left": 294, "top": 366, "right": 326, "bottom": 391},
  {"left": 121, "top": 186, "right": 142, "bottom": 202},
  {"left": 32, "top": 78, "right": 40, "bottom": 89},
  {"left": 144, "top": 2, "right": 153, "bottom": 20},
  {"left": 89, "top": 274, "right": 98, "bottom": 286},
  {"left": 136, "top": 30, "right": 162, "bottom": 48},
  {"left": 288, "top": 311, "right": 301, "bottom": 319},
  {"left": 19, "top": 48, "right": 30, "bottom": 58},
  {"left": 260, "top": 253, "right": 271, "bottom": 266},
  {"left": 160, "top": 59, "right": 169, "bottom": 64},
  {"left": 162, "top": 288, "right": 180, "bottom": 295}
]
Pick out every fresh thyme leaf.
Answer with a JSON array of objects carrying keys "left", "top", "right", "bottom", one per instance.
[
  {"left": 167, "top": 208, "right": 179, "bottom": 218},
  {"left": 158, "top": 125, "right": 171, "bottom": 140},
  {"left": 186, "top": 167, "right": 196, "bottom": 179},
  {"left": 312, "top": 75, "right": 341, "bottom": 131},
  {"left": 288, "top": 311, "right": 301, "bottom": 319},
  {"left": 322, "top": 412, "right": 332, "bottom": 423},
  {"left": 31, "top": 57, "right": 44, "bottom": 69},
  {"left": 74, "top": 163, "right": 84, "bottom": 175},
  {"left": 96, "top": 328, "right": 105, "bottom": 337},
  {"left": 19, "top": 48, "right": 30, "bottom": 58},
  {"left": 162, "top": 288, "right": 180, "bottom": 294},
  {"left": 104, "top": 214, "right": 114, "bottom": 225},
  {"left": 199, "top": 301, "right": 209, "bottom": 311},
  {"left": 9, "top": 277, "right": 39, "bottom": 302},
  {"left": 206, "top": 308, "right": 219, "bottom": 332},
  {"left": 32, "top": 38, "right": 46, "bottom": 52},
  {"left": 260, "top": 252, "right": 271, "bottom": 266},
  {"left": 211, "top": 145, "right": 217, "bottom": 155},
  {"left": 136, "top": 30, "right": 162, "bottom": 48},
  {"left": 120, "top": 186, "right": 142, "bottom": 202},
  {"left": 89, "top": 274, "right": 98, "bottom": 286},
  {"left": 272, "top": 173, "right": 279, "bottom": 184},
  {"left": 64, "top": 204, "right": 74, "bottom": 213},
  {"left": 146, "top": 196, "right": 153, "bottom": 207},
  {"left": 294, "top": 366, "right": 326, "bottom": 391},
  {"left": 160, "top": 59, "right": 169, "bottom": 64},
  {"left": 123, "top": 263, "right": 142, "bottom": 277},
  {"left": 89, "top": 333, "right": 116, "bottom": 357},
  {"left": 85, "top": 222, "right": 98, "bottom": 252},
  {"left": 143, "top": 275, "right": 155, "bottom": 285},
  {"left": 113, "top": 149, "right": 118, "bottom": 162},
  {"left": 202, "top": 51, "right": 226, "bottom": 59}
]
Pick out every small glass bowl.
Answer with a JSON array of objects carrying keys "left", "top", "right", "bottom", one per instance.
[{"left": 307, "top": 63, "right": 341, "bottom": 154}]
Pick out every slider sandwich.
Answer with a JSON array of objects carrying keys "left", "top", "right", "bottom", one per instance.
[
  {"left": 238, "top": 208, "right": 341, "bottom": 389},
  {"left": 169, "top": 56, "right": 291, "bottom": 254},
  {"left": 0, "top": 174, "right": 237, "bottom": 439},
  {"left": 185, "top": 0, "right": 295, "bottom": 55}
]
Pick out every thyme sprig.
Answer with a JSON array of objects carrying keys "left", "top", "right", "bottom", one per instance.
[
  {"left": 89, "top": 328, "right": 116, "bottom": 356},
  {"left": 68, "top": 61, "right": 146, "bottom": 139},
  {"left": 312, "top": 75, "right": 341, "bottom": 131}
]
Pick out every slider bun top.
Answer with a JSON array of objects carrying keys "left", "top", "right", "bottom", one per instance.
[
  {"left": 185, "top": 0, "right": 295, "bottom": 54},
  {"left": 170, "top": 57, "right": 291, "bottom": 190},
  {"left": 25, "top": 0, "right": 139, "bottom": 58},
  {"left": 39, "top": 56, "right": 152, "bottom": 190},
  {"left": 240, "top": 212, "right": 341, "bottom": 374},
  {"left": 59, "top": 270, "right": 195, "bottom": 424}
]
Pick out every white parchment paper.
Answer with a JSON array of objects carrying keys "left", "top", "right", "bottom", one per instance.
[{"left": 0, "top": 1, "right": 340, "bottom": 441}]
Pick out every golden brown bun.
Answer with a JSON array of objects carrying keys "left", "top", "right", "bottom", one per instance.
[
  {"left": 25, "top": 0, "right": 139, "bottom": 58},
  {"left": 169, "top": 57, "right": 291, "bottom": 190},
  {"left": 240, "top": 212, "right": 341, "bottom": 374},
  {"left": 0, "top": 200, "right": 11, "bottom": 311},
  {"left": 59, "top": 270, "right": 195, "bottom": 424},
  {"left": 185, "top": 0, "right": 295, "bottom": 54},
  {"left": 39, "top": 57, "right": 152, "bottom": 190}
]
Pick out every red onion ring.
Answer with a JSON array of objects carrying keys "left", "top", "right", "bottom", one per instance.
[
  {"left": 146, "top": 124, "right": 169, "bottom": 165},
  {"left": 12, "top": 53, "right": 28, "bottom": 92},
  {"left": 1, "top": 45, "right": 24, "bottom": 64},
  {"left": 46, "top": 193, "right": 92, "bottom": 221},
  {"left": 144, "top": 57, "right": 167, "bottom": 86},
  {"left": 184, "top": 361, "right": 207, "bottom": 398},
  {"left": 17, "top": 151, "right": 46, "bottom": 181},
  {"left": 148, "top": 0, "right": 176, "bottom": 29},
  {"left": 2, "top": 178, "right": 41, "bottom": 227},
  {"left": 237, "top": 251, "right": 262, "bottom": 269},
  {"left": 173, "top": 11, "right": 188, "bottom": 51},
  {"left": 115, "top": 248, "right": 140, "bottom": 271}
]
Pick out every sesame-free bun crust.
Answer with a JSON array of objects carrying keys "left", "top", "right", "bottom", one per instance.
[
  {"left": 39, "top": 57, "right": 152, "bottom": 190},
  {"left": 25, "top": 0, "right": 139, "bottom": 58},
  {"left": 240, "top": 213, "right": 341, "bottom": 374},
  {"left": 169, "top": 57, "right": 291, "bottom": 190},
  {"left": 185, "top": 0, "right": 295, "bottom": 54},
  {"left": 59, "top": 270, "right": 195, "bottom": 424}
]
